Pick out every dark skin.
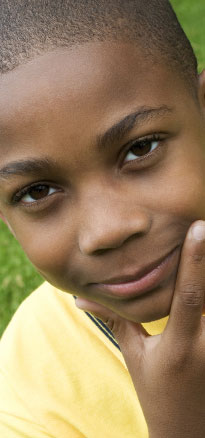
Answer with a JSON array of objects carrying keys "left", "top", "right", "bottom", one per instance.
[
  {"left": 0, "top": 41, "right": 205, "bottom": 436},
  {"left": 0, "top": 41, "right": 204, "bottom": 323}
]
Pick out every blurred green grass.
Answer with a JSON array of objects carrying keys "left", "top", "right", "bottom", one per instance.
[
  {"left": 171, "top": 0, "right": 205, "bottom": 71},
  {"left": 0, "top": 1, "right": 204, "bottom": 337},
  {"left": 0, "top": 222, "right": 43, "bottom": 336}
]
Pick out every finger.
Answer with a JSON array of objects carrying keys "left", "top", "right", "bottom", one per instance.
[
  {"left": 75, "top": 297, "right": 149, "bottom": 365},
  {"left": 166, "top": 220, "right": 205, "bottom": 342}
]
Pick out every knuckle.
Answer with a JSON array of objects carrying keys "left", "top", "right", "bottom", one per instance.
[
  {"left": 105, "top": 317, "right": 123, "bottom": 340},
  {"left": 192, "top": 254, "right": 204, "bottom": 264},
  {"left": 104, "top": 317, "right": 115, "bottom": 332},
  {"left": 105, "top": 317, "right": 118, "bottom": 334},
  {"left": 164, "top": 341, "right": 194, "bottom": 374},
  {"left": 168, "top": 349, "right": 190, "bottom": 374},
  {"left": 179, "top": 283, "right": 204, "bottom": 306}
]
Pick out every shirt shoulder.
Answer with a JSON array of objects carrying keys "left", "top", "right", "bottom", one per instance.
[
  {"left": 0, "top": 282, "right": 87, "bottom": 437},
  {"left": 0, "top": 282, "right": 167, "bottom": 437},
  {"left": 0, "top": 283, "right": 141, "bottom": 438}
]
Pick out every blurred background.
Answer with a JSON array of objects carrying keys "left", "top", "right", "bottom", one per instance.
[{"left": 0, "top": 0, "right": 204, "bottom": 337}]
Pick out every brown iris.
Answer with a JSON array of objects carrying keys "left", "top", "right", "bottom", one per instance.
[
  {"left": 131, "top": 140, "right": 152, "bottom": 157},
  {"left": 28, "top": 185, "right": 49, "bottom": 200}
]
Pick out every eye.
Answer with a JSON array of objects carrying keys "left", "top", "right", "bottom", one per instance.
[
  {"left": 13, "top": 184, "right": 58, "bottom": 205},
  {"left": 124, "top": 135, "right": 161, "bottom": 164}
]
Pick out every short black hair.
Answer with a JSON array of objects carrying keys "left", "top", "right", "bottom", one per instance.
[{"left": 0, "top": 0, "right": 198, "bottom": 92}]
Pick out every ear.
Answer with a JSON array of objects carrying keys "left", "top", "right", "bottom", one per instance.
[
  {"left": 0, "top": 213, "right": 16, "bottom": 238},
  {"left": 198, "top": 69, "right": 205, "bottom": 111}
]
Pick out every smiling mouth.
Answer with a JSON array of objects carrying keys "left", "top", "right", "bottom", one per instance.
[{"left": 90, "top": 246, "right": 180, "bottom": 299}]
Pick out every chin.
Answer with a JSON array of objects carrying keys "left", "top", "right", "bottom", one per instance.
[
  {"left": 135, "top": 307, "right": 170, "bottom": 324},
  {"left": 123, "top": 305, "right": 171, "bottom": 324},
  {"left": 113, "top": 279, "right": 176, "bottom": 324}
]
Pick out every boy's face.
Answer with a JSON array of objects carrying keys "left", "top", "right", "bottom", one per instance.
[{"left": 0, "top": 41, "right": 204, "bottom": 323}]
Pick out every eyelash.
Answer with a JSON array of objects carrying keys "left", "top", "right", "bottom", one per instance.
[
  {"left": 12, "top": 182, "right": 61, "bottom": 208},
  {"left": 122, "top": 133, "right": 164, "bottom": 167},
  {"left": 11, "top": 133, "right": 165, "bottom": 208}
]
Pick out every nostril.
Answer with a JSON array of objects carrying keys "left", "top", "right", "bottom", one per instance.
[
  {"left": 92, "top": 247, "right": 111, "bottom": 256},
  {"left": 92, "top": 232, "right": 144, "bottom": 255},
  {"left": 79, "top": 211, "right": 151, "bottom": 256}
]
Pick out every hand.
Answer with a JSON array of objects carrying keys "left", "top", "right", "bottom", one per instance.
[{"left": 75, "top": 220, "right": 205, "bottom": 438}]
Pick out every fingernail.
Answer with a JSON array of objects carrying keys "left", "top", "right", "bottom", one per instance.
[
  {"left": 190, "top": 221, "right": 205, "bottom": 241},
  {"left": 75, "top": 298, "right": 89, "bottom": 310}
]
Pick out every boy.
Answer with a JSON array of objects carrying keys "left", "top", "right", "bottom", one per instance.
[{"left": 0, "top": 0, "right": 205, "bottom": 436}]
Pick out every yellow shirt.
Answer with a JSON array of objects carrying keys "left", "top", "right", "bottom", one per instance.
[{"left": 0, "top": 282, "right": 168, "bottom": 438}]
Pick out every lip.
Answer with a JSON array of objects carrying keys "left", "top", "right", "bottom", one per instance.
[{"left": 92, "top": 246, "right": 180, "bottom": 299}]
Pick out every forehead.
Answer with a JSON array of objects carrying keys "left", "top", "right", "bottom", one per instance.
[
  {"left": 0, "top": 41, "right": 186, "bottom": 112},
  {"left": 0, "top": 41, "right": 191, "bottom": 155}
]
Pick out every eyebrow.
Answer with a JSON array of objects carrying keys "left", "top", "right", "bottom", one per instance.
[
  {"left": 0, "top": 105, "right": 172, "bottom": 180},
  {"left": 96, "top": 105, "right": 173, "bottom": 150},
  {"left": 0, "top": 157, "right": 56, "bottom": 180}
]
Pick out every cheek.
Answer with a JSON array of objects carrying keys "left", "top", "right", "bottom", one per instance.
[
  {"left": 150, "top": 143, "right": 205, "bottom": 219},
  {"left": 16, "top": 225, "right": 75, "bottom": 277},
  {"left": 178, "top": 176, "right": 204, "bottom": 218},
  {"left": 160, "top": 175, "right": 205, "bottom": 218}
]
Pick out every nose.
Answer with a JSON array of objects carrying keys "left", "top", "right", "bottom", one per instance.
[{"left": 78, "top": 189, "right": 151, "bottom": 256}]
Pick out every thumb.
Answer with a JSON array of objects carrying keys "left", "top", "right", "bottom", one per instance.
[{"left": 75, "top": 297, "right": 150, "bottom": 366}]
